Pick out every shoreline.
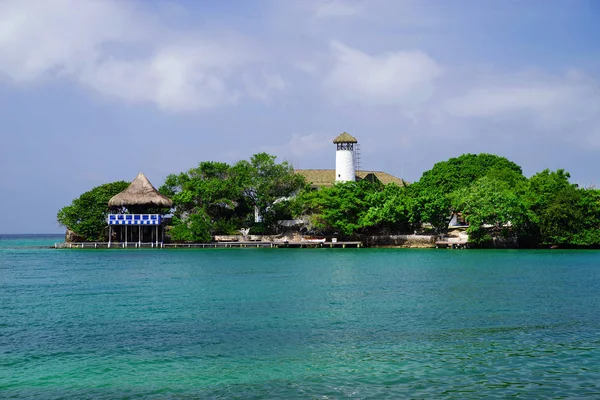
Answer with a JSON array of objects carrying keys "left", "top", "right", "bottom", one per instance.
[{"left": 53, "top": 240, "right": 364, "bottom": 249}]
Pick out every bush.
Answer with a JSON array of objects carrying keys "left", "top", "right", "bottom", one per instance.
[{"left": 57, "top": 181, "right": 129, "bottom": 241}]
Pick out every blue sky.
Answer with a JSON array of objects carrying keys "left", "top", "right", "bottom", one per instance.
[{"left": 1, "top": 0, "right": 599, "bottom": 233}]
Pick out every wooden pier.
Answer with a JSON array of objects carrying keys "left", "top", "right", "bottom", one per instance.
[{"left": 54, "top": 241, "right": 362, "bottom": 249}]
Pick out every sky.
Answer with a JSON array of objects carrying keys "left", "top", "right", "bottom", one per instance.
[{"left": 1, "top": 0, "right": 599, "bottom": 233}]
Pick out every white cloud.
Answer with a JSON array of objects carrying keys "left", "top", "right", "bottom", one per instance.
[
  {"left": 244, "top": 72, "right": 286, "bottom": 102},
  {"left": 261, "top": 132, "right": 332, "bottom": 163},
  {"left": 447, "top": 86, "right": 560, "bottom": 118},
  {"left": 289, "top": 132, "right": 332, "bottom": 155},
  {"left": 444, "top": 71, "right": 600, "bottom": 137},
  {"left": 275, "top": 0, "right": 432, "bottom": 26},
  {"left": 324, "top": 41, "right": 442, "bottom": 107},
  {"left": 313, "top": 0, "right": 363, "bottom": 18},
  {"left": 0, "top": 0, "right": 151, "bottom": 81},
  {"left": 0, "top": 0, "right": 278, "bottom": 111},
  {"left": 78, "top": 39, "right": 249, "bottom": 111}
]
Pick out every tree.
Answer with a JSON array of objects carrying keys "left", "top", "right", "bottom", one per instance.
[
  {"left": 571, "top": 189, "right": 600, "bottom": 246},
  {"left": 232, "top": 153, "right": 306, "bottom": 232},
  {"left": 295, "top": 180, "right": 376, "bottom": 236},
  {"left": 523, "top": 169, "right": 581, "bottom": 246},
  {"left": 412, "top": 153, "right": 526, "bottom": 233},
  {"left": 160, "top": 154, "right": 306, "bottom": 241},
  {"left": 409, "top": 184, "right": 452, "bottom": 233},
  {"left": 418, "top": 153, "right": 523, "bottom": 194},
  {"left": 167, "top": 211, "right": 213, "bottom": 243},
  {"left": 539, "top": 188, "right": 582, "bottom": 245},
  {"left": 358, "top": 183, "right": 414, "bottom": 234},
  {"left": 57, "top": 181, "right": 129, "bottom": 241},
  {"left": 293, "top": 180, "right": 415, "bottom": 237},
  {"left": 451, "top": 177, "right": 527, "bottom": 245},
  {"left": 159, "top": 161, "right": 250, "bottom": 242}
]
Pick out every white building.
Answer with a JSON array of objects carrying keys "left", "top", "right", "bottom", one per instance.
[
  {"left": 334, "top": 132, "right": 358, "bottom": 182},
  {"left": 295, "top": 132, "right": 405, "bottom": 188}
]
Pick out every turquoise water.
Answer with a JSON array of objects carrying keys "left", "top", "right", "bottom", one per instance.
[{"left": 2, "top": 236, "right": 600, "bottom": 399}]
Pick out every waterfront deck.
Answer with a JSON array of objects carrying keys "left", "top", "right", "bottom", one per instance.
[{"left": 54, "top": 241, "right": 362, "bottom": 249}]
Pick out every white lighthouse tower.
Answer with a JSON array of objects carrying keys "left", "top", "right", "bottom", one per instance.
[{"left": 333, "top": 132, "right": 358, "bottom": 182}]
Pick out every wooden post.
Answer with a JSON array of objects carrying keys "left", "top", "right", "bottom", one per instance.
[
  {"left": 138, "top": 225, "right": 141, "bottom": 247},
  {"left": 125, "top": 224, "right": 128, "bottom": 248},
  {"left": 108, "top": 225, "right": 112, "bottom": 248}
]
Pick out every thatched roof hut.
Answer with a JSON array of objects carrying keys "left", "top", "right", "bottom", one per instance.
[{"left": 108, "top": 173, "right": 173, "bottom": 208}]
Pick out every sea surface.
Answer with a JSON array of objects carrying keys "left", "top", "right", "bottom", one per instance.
[{"left": 1, "top": 235, "right": 600, "bottom": 399}]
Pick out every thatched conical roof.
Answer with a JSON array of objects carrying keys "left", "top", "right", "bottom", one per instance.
[
  {"left": 333, "top": 132, "right": 357, "bottom": 143},
  {"left": 108, "top": 173, "right": 173, "bottom": 208}
]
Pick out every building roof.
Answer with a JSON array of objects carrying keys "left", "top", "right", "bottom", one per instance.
[
  {"left": 108, "top": 172, "right": 173, "bottom": 208},
  {"left": 295, "top": 169, "right": 406, "bottom": 187},
  {"left": 332, "top": 132, "right": 358, "bottom": 144}
]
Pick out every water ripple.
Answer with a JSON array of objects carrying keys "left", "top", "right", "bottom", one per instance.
[{"left": 1, "top": 245, "right": 600, "bottom": 398}]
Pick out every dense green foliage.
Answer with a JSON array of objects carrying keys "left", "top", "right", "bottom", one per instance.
[
  {"left": 160, "top": 161, "right": 248, "bottom": 242},
  {"left": 58, "top": 151, "right": 600, "bottom": 248},
  {"left": 451, "top": 176, "right": 527, "bottom": 244},
  {"left": 293, "top": 180, "right": 414, "bottom": 237},
  {"left": 410, "top": 153, "right": 526, "bottom": 233},
  {"left": 412, "top": 158, "right": 600, "bottom": 247},
  {"left": 295, "top": 152, "right": 600, "bottom": 248},
  {"left": 160, "top": 153, "right": 306, "bottom": 242},
  {"left": 235, "top": 153, "right": 308, "bottom": 231},
  {"left": 521, "top": 169, "right": 600, "bottom": 247},
  {"left": 418, "top": 153, "right": 524, "bottom": 194},
  {"left": 57, "top": 181, "right": 129, "bottom": 241}
]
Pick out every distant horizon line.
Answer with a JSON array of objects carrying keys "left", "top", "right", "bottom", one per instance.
[{"left": 0, "top": 233, "right": 64, "bottom": 236}]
